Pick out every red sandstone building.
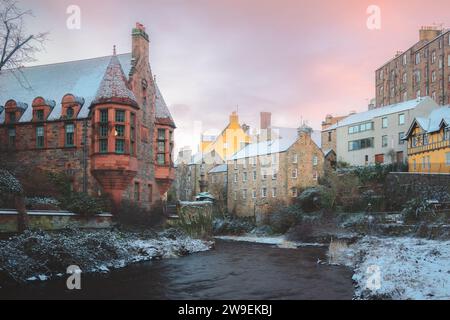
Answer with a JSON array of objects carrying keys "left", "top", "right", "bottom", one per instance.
[{"left": 0, "top": 23, "right": 175, "bottom": 209}]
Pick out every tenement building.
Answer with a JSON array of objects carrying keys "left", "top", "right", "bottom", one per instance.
[
  {"left": 404, "top": 106, "right": 450, "bottom": 173},
  {"left": 227, "top": 124, "right": 324, "bottom": 220},
  {"left": 376, "top": 26, "right": 450, "bottom": 108},
  {"left": 332, "top": 97, "right": 438, "bottom": 166},
  {"left": 0, "top": 23, "right": 176, "bottom": 209}
]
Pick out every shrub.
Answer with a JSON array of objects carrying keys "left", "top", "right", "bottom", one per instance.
[
  {"left": 268, "top": 204, "right": 301, "bottom": 234},
  {"left": 61, "top": 193, "right": 110, "bottom": 216},
  {"left": 0, "top": 169, "right": 23, "bottom": 195},
  {"left": 213, "top": 216, "right": 255, "bottom": 235},
  {"left": 25, "top": 197, "right": 61, "bottom": 210}
]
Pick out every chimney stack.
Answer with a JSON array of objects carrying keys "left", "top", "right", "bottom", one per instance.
[
  {"left": 131, "top": 22, "right": 150, "bottom": 75},
  {"left": 229, "top": 111, "right": 239, "bottom": 125},
  {"left": 419, "top": 26, "right": 442, "bottom": 42},
  {"left": 260, "top": 112, "right": 272, "bottom": 130}
]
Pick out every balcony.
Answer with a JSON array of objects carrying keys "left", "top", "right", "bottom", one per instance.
[{"left": 408, "top": 139, "right": 450, "bottom": 155}]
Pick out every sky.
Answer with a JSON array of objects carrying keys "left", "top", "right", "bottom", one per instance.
[{"left": 14, "top": 0, "right": 450, "bottom": 153}]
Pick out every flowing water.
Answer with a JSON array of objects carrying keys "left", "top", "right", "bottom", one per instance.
[{"left": 0, "top": 240, "right": 354, "bottom": 300}]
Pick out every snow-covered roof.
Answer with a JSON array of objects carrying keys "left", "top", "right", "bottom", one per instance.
[
  {"left": 405, "top": 106, "right": 450, "bottom": 137},
  {"left": 209, "top": 164, "right": 227, "bottom": 174},
  {"left": 231, "top": 127, "right": 322, "bottom": 160},
  {"left": 0, "top": 53, "right": 173, "bottom": 124},
  {"left": 189, "top": 151, "right": 224, "bottom": 165},
  {"left": 92, "top": 54, "right": 138, "bottom": 108},
  {"left": 328, "top": 97, "right": 434, "bottom": 130},
  {"left": 155, "top": 82, "right": 175, "bottom": 127}
]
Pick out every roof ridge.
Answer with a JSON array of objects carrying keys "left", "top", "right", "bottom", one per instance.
[{"left": 2, "top": 53, "right": 132, "bottom": 71}]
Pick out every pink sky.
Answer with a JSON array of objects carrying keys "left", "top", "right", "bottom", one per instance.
[{"left": 18, "top": 0, "right": 450, "bottom": 153}]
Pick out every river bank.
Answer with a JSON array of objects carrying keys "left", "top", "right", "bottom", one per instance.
[{"left": 0, "top": 228, "right": 213, "bottom": 287}]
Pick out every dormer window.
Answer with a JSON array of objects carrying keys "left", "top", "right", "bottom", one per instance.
[
  {"left": 66, "top": 107, "right": 74, "bottom": 119},
  {"left": 9, "top": 112, "right": 16, "bottom": 123},
  {"left": 36, "top": 110, "right": 44, "bottom": 121}
]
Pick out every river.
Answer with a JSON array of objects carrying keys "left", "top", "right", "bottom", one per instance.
[{"left": 0, "top": 240, "right": 354, "bottom": 300}]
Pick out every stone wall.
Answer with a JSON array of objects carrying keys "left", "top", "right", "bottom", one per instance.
[
  {"left": 167, "top": 201, "right": 213, "bottom": 238},
  {"left": 385, "top": 172, "right": 450, "bottom": 208},
  {"left": 0, "top": 210, "right": 113, "bottom": 233}
]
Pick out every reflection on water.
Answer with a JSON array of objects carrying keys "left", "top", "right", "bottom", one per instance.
[{"left": 0, "top": 240, "right": 354, "bottom": 300}]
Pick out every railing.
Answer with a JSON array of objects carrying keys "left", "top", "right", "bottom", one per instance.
[{"left": 408, "top": 139, "right": 450, "bottom": 155}]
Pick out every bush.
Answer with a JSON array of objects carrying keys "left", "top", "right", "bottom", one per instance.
[
  {"left": 25, "top": 197, "right": 61, "bottom": 210},
  {"left": 61, "top": 193, "right": 110, "bottom": 216},
  {"left": 213, "top": 217, "right": 255, "bottom": 236},
  {"left": 115, "top": 200, "right": 165, "bottom": 228},
  {"left": 268, "top": 204, "right": 301, "bottom": 234}
]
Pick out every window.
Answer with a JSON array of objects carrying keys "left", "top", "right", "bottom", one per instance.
[
  {"left": 66, "top": 107, "right": 74, "bottom": 119},
  {"left": 292, "top": 154, "right": 298, "bottom": 164},
  {"left": 415, "top": 52, "right": 421, "bottom": 65},
  {"left": 432, "top": 71, "right": 436, "bottom": 83},
  {"left": 382, "top": 117, "right": 388, "bottom": 128},
  {"left": 398, "top": 132, "right": 405, "bottom": 145},
  {"left": 445, "top": 127, "right": 450, "bottom": 141},
  {"left": 446, "top": 152, "right": 450, "bottom": 166},
  {"left": 100, "top": 139, "right": 108, "bottom": 153},
  {"left": 403, "top": 92, "right": 408, "bottom": 102},
  {"left": 403, "top": 54, "right": 407, "bottom": 65},
  {"left": 252, "top": 190, "right": 257, "bottom": 199},
  {"left": 9, "top": 112, "right": 16, "bottom": 123},
  {"left": 65, "top": 124, "right": 75, "bottom": 147},
  {"left": 134, "top": 182, "right": 140, "bottom": 202},
  {"left": 36, "top": 126, "right": 44, "bottom": 148},
  {"left": 157, "top": 128, "right": 166, "bottom": 165},
  {"left": 348, "top": 122, "right": 373, "bottom": 134},
  {"left": 253, "top": 170, "right": 257, "bottom": 181},
  {"left": 291, "top": 187, "right": 298, "bottom": 198},
  {"left": 292, "top": 168, "right": 298, "bottom": 179},
  {"left": 115, "top": 110, "right": 125, "bottom": 123},
  {"left": 8, "top": 128, "right": 16, "bottom": 146},
  {"left": 328, "top": 132, "right": 332, "bottom": 142},
  {"left": 261, "top": 188, "right": 267, "bottom": 198},
  {"left": 252, "top": 158, "right": 257, "bottom": 167},
  {"left": 402, "top": 72, "right": 407, "bottom": 84},
  {"left": 415, "top": 70, "right": 421, "bottom": 83},
  {"left": 100, "top": 109, "right": 108, "bottom": 122},
  {"left": 130, "top": 113, "right": 136, "bottom": 156},
  {"left": 432, "top": 50, "right": 436, "bottom": 63},
  {"left": 313, "top": 155, "right": 318, "bottom": 166},
  {"left": 234, "top": 160, "right": 238, "bottom": 170},
  {"left": 243, "top": 158, "right": 247, "bottom": 169},
  {"left": 243, "top": 172, "right": 248, "bottom": 182},
  {"left": 313, "top": 171, "right": 318, "bottom": 181},
  {"left": 439, "top": 57, "right": 443, "bottom": 69},
  {"left": 398, "top": 113, "right": 405, "bottom": 125},
  {"left": 115, "top": 139, "right": 125, "bottom": 154},
  {"left": 242, "top": 189, "right": 247, "bottom": 200},
  {"left": 36, "top": 110, "right": 44, "bottom": 121},
  {"left": 348, "top": 138, "right": 374, "bottom": 151},
  {"left": 115, "top": 125, "right": 125, "bottom": 137},
  {"left": 272, "top": 169, "right": 277, "bottom": 180},
  {"left": 234, "top": 173, "right": 238, "bottom": 183},
  {"left": 272, "top": 188, "right": 277, "bottom": 198},
  {"left": 262, "top": 170, "right": 267, "bottom": 180},
  {"left": 382, "top": 135, "right": 388, "bottom": 148}
]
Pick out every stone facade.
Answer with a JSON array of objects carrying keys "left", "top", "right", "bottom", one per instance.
[
  {"left": 321, "top": 114, "right": 349, "bottom": 153},
  {"left": 0, "top": 23, "right": 175, "bottom": 211},
  {"left": 227, "top": 129, "right": 324, "bottom": 218},
  {"left": 376, "top": 27, "right": 450, "bottom": 108}
]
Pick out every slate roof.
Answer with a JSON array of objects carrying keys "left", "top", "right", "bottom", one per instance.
[
  {"left": 0, "top": 53, "right": 173, "bottom": 124},
  {"left": 155, "top": 83, "right": 175, "bottom": 127},
  {"left": 325, "top": 97, "right": 434, "bottom": 131},
  {"left": 208, "top": 164, "right": 228, "bottom": 174},
  {"left": 231, "top": 127, "right": 322, "bottom": 160},
  {"left": 405, "top": 106, "right": 450, "bottom": 137}
]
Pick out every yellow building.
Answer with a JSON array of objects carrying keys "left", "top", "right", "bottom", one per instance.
[
  {"left": 405, "top": 107, "right": 450, "bottom": 173},
  {"left": 201, "top": 112, "right": 251, "bottom": 161}
]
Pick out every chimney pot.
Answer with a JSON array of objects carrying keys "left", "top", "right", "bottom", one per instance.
[{"left": 260, "top": 112, "right": 272, "bottom": 130}]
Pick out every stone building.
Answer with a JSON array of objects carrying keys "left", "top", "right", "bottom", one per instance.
[
  {"left": 321, "top": 113, "right": 350, "bottom": 155},
  {"left": 376, "top": 26, "right": 450, "bottom": 108},
  {"left": 0, "top": 23, "right": 175, "bottom": 209},
  {"left": 227, "top": 125, "right": 324, "bottom": 219}
]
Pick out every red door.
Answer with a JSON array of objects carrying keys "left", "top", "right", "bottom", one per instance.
[{"left": 375, "top": 154, "right": 384, "bottom": 164}]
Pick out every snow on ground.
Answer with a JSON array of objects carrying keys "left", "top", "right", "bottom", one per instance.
[
  {"left": 347, "top": 236, "right": 450, "bottom": 300},
  {"left": 215, "top": 235, "right": 325, "bottom": 248},
  {"left": 0, "top": 229, "right": 213, "bottom": 285}
]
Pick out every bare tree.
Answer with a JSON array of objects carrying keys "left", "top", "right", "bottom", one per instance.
[{"left": 0, "top": 0, "right": 47, "bottom": 75}]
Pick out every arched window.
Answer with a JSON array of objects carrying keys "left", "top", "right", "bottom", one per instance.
[{"left": 66, "top": 107, "right": 74, "bottom": 119}]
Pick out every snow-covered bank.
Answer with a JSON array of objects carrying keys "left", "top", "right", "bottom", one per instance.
[
  {"left": 0, "top": 229, "right": 213, "bottom": 285},
  {"left": 341, "top": 237, "right": 450, "bottom": 300},
  {"left": 215, "top": 235, "right": 325, "bottom": 248}
]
